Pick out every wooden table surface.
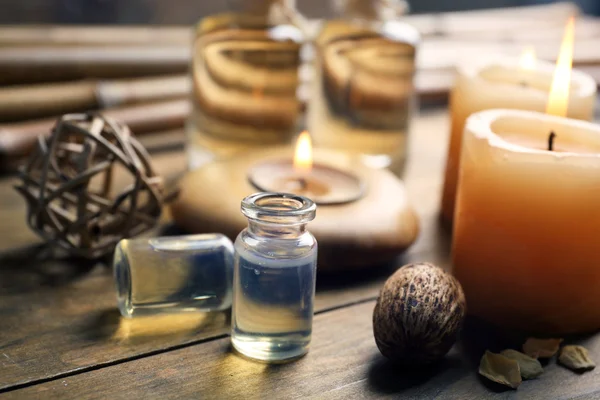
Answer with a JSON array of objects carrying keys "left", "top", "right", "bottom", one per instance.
[{"left": 1, "top": 107, "right": 600, "bottom": 399}]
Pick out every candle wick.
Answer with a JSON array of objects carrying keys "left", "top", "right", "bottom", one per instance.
[{"left": 548, "top": 131, "right": 556, "bottom": 151}]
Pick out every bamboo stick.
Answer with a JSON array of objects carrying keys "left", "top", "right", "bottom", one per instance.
[
  {"left": 0, "top": 75, "right": 190, "bottom": 122},
  {"left": 0, "top": 25, "right": 191, "bottom": 47},
  {"left": 0, "top": 99, "right": 189, "bottom": 162},
  {"left": 0, "top": 45, "right": 190, "bottom": 85}
]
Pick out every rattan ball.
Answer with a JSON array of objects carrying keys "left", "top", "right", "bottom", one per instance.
[{"left": 15, "top": 113, "right": 164, "bottom": 258}]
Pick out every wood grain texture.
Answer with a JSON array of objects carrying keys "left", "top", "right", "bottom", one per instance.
[
  {"left": 0, "top": 108, "right": 450, "bottom": 392},
  {"left": 0, "top": 26, "right": 191, "bottom": 47},
  {"left": 0, "top": 45, "right": 189, "bottom": 85},
  {"left": 0, "top": 99, "right": 190, "bottom": 162},
  {"left": 0, "top": 253, "right": 387, "bottom": 392},
  {"left": 0, "top": 75, "right": 189, "bottom": 123},
  {"left": 6, "top": 300, "right": 600, "bottom": 400}
]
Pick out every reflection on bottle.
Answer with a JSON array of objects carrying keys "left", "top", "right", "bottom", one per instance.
[{"left": 114, "top": 234, "right": 234, "bottom": 318}]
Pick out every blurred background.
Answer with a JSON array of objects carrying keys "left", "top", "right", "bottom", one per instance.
[{"left": 0, "top": 0, "right": 598, "bottom": 24}]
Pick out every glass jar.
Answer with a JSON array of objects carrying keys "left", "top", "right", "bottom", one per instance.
[
  {"left": 187, "top": 0, "right": 305, "bottom": 170},
  {"left": 114, "top": 234, "right": 234, "bottom": 318},
  {"left": 231, "top": 192, "right": 318, "bottom": 362},
  {"left": 307, "top": 0, "right": 419, "bottom": 176}
]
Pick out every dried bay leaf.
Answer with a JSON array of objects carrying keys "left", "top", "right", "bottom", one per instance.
[
  {"left": 500, "top": 349, "right": 544, "bottom": 379},
  {"left": 479, "top": 350, "right": 522, "bottom": 389},
  {"left": 522, "top": 338, "right": 563, "bottom": 358},
  {"left": 558, "top": 345, "right": 596, "bottom": 372}
]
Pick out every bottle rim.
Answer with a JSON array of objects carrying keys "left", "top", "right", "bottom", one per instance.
[{"left": 241, "top": 192, "right": 316, "bottom": 225}]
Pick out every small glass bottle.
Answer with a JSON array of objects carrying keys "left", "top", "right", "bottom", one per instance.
[
  {"left": 114, "top": 234, "right": 234, "bottom": 318},
  {"left": 231, "top": 192, "right": 318, "bottom": 362},
  {"left": 186, "top": 0, "right": 305, "bottom": 169},
  {"left": 308, "top": 0, "right": 419, "bottom": 176}
]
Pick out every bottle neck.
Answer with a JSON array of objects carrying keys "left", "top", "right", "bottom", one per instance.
[
  {"left": 240, "top": 193, "right": 316, "bottom": 239},
  {"left": 247, "top": 220, "right": 307, "bottom": 239}
]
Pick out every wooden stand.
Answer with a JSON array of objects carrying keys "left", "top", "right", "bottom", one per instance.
[{"left": 170, "top": 148, "right": 419, "bottom": 271}]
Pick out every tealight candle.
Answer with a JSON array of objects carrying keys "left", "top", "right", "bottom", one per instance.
[
  {"left": 452, "top": 109, "right": 600, "bottom": 334},
  {"left": 441, "top": 20, "right": 597, "bottom": 225},
  {"left": 248, "top": 131, "right": 365, "bottom": 204}
]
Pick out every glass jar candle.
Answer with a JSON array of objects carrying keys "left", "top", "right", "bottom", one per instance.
[
  {"left": 114, "top": 234, "right": 234, "bottom": 318},
  {"left": 186, "top": 0, "right": 305, "bottom": 170},
  {"left": 231, "top": 192, "right": 318, "bottom": 362},
  {"left": 307, "top": 0, "right": 419, "bottom": 176}
]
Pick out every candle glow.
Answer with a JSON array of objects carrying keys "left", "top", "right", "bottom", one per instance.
[
  {"left": 440, "top": 13, "right": 595, "bottom": 226},
  {"left": 293, "top": 131, "right": 313, "bottom": 173},
  {"left": 546, "top": 16, "right": 575, "bottom": 117},
  {"left": 519, "top": 46, "right": 537, "bottom": 71},
  {"left": 249, "top": 130, "right": 365, "bottom": 204}
]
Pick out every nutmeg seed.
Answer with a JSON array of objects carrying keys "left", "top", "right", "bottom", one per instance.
[{"left": 372, "top": 263, "right": 467, "bottom": 365}]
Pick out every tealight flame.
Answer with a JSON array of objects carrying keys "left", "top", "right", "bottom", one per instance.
[
  {"left": 519, "top": 46, "right": 537, "bottom": 70},
  {"left": 546, "top": 16, "right": 575, "bottom": 117},
  {"left": 293, "top": 131, "right": 312, "bottom": 173}
]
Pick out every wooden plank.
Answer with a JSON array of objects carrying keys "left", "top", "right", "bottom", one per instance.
[
  {"left": 0, "top": 99, "right": 190, "bottom": 165},
  {"left": 0, "top": 25, "right": 192, "bottom": 47},
  {"left": 0, "top": 45, "right": 190, "bottom": 85},
  {"left": 0, "top": 251, "right": 386, "bottom": 392},
  {"left": 7, "top": 300, "right": 600, "bottom": 399}
]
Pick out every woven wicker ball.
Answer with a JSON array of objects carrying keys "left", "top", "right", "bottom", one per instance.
[{"left": 15, "top": 113, "right": 164, "bottom": 258}]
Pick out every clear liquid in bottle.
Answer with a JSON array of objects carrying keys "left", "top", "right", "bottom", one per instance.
[
  {"left": 231, "top": 244, "right": 317, "bottom": 362},
  {"left": 114, "top": 234, "right": 234, "bottom": 318}
]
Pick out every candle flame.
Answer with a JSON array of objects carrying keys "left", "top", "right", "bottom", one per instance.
[
  {"left": 293, "top": 131, "right": 313, "bottom": 173},
  {"left": 546, "top": 16, "right": 575, "bottom": 117},
  {"left": 519, "top": 46, "right": 537, "bottom": 70}
]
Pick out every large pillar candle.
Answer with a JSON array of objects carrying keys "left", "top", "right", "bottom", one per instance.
[
  {"left": 441, "top": 56, "right": 596, "bottom": 225},
  {"left": 452, "top": 109, "right": 600, "bottom": 334}
]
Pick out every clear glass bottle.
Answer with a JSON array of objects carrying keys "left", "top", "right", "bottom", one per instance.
[
  {"left": 114, "top": 234, "right": 234, "bottom": 318},
  {"left": 307, "top": 0, "right": 419, "bottom": 176},
  {"left": 187, "top": 0, "right": 304, "bottom": 170},
  {"left": 231, "top": 192, "right": 318, "bottom": 362}
]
